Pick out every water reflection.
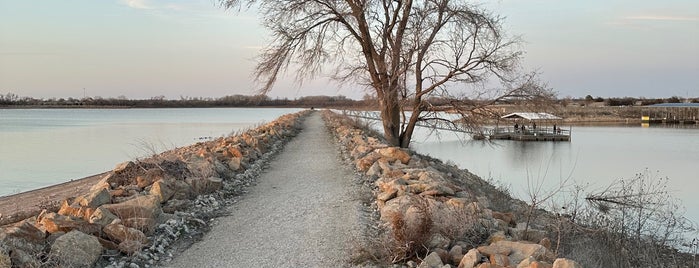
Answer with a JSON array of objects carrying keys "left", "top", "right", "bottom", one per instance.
[{"left": 411, "top": 124, "right": 699, "bottom": 225}]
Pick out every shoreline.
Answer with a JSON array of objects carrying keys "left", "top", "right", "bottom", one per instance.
[{"left": 0, "top": 173, "right": 107, "bottom": 226}]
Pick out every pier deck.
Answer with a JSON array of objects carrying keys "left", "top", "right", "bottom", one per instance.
[{"left": 489, "top": 127, "right": 571, "bottom": 141}]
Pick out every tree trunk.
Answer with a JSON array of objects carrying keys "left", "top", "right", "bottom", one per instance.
[
  {"left": 399, "top": 100, "right": 422, "bottom": 148},
  {"left": 379, "top": 92, "right": 401, "bottom": 147}
]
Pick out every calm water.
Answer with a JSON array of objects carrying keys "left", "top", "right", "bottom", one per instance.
[
  {"left": 408, "top": 124, "right": 699, "bottom": 226},
  {"left": 0, "top": 108, "right": 301, "bottom": 196}
]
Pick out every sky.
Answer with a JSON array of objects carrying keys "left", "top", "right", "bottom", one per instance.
[{"left": 0, "top": 0, "right": 697, "bottom": 100}]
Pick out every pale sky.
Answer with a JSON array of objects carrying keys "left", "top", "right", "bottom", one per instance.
[{"left": 0, "top": 0, "right": 697, "bottom": 100}]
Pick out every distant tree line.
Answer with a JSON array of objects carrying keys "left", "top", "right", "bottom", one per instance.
[
  {"left": 561, "top": 95, "right": 699, "bottom": 107},
  {"left": 0, "top": 93, "right": 374, "bottom": 108},
  {"left": 1, "top": 92, "right": 696, "bottom": 109}
]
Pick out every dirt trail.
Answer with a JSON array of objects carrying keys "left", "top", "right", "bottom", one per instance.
[{"left": 162, "top": 112, "right": 366, "bottom": 267}]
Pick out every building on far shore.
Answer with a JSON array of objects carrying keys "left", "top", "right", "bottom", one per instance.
[{"left": 642, "top": 103, "right": 699, "bottom": 124}]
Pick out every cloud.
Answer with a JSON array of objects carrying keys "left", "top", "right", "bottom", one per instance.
[
  {"left": 123, "top": 0, "right": 151, "bottom": 9},
  {"left": 622, "top": 15, "right": 699, "bottom": 22}
]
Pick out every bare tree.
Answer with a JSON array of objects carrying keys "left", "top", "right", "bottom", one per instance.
[{"left": 221, "top": 0, "right": 553, "bottom": 147}]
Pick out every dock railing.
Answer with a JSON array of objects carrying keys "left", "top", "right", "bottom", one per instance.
[{"left": 491, "top": 126, "right": 571, "bottom": 137}]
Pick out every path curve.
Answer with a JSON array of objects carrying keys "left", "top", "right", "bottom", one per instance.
[{"left": 162, "top": 112, "right": 365, "bottom": 267}]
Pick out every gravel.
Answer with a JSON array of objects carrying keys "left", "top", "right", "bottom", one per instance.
[{"left": 160, "top": 112, "right": 367, "bottom": 267}]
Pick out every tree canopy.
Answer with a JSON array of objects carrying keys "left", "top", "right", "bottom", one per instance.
[{"left": 221, "top": 0, "right": 553, "bottom": 147}]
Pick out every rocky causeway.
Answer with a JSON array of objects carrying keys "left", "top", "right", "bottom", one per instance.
[{"left": 1, "top": 110, "right": 593, "bottom": 267}]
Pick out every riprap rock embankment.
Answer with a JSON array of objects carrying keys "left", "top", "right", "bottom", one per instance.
[
  {"left": 322, "top": 110, "right": 582, "bottom": 268},
  {"left": 0, "top": 111, "right": 309, "bottom": 268}
]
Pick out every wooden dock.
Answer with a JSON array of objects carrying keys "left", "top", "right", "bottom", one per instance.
[{"left": 489, "top": 127, "right": 571, "bottom": 141}]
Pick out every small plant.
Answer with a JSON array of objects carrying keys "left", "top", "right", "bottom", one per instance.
[{"left": 551, "top": 169, "right": 697, "bottom": 267}]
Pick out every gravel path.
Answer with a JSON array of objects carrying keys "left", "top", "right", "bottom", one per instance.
[{"left": 163, "top": 112, "right": 366, "bottom": 267}]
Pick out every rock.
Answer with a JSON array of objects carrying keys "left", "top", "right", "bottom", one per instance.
[
  {"left": 487, "top": 231, "right": 507, "bottom": 244},
  {"left": 419, "top": 252, "right": 444, "bottom": 268},
  {"left": 136, "top": 169, "right": 165, "bottom": 188},
  {"left": 433, "top": 248, "right": 450, "bottom": 264},
  {"left": 227, "top": 157, "right": 242, "bottom": 171},
  {"left": 171, "top": 180, "right": 195, "bottom": 200},
  {"left": 77, "top": 188, "right": 111, "bottom": 208},
  {"left": 214, "top": 159, "right": 235, "bottom": 178},
  {"left": 351, "top": 144, "right": 373, "bottom": 159},
  {"left": 50, "top": 230, "right": 102, "bottom": 268},
  {"left": 103, "top": 223, "right": 148, "bottom": 244},
  {"left": 114, "top": 161, "right": 136, "bottom": 174},
  {"left": 445, "top": 198, "right": 468, "bottom": 208},
  {"left": 97, "top": 236, "right": 120, "bottom": 250},
  {"left": 428, "top": 233, "right": 451, "bottom": 249},
  {"left": 118, "top": 239, "right": 146, "bottom": 255},
  {"left": 489, "top": 240, "right": 550, "bottom": 265},
  {"left": 458, "top": 248, "right": 483, "bottom": 268},
  {"left": 0, "top": 221, "right": 46, "bottom": 267},
  {"left": 517, "top": 257, "right": 553, "bottom": 268},
  {"left": 58, "top": 199, "right": 95, "bottom": 220},
  {"left": 366, "top": 161, "right": 382, "bottom": 177},
  {"left": 510, "top": 226, "right": 548, "bottom": 243},
  {"left": 517, "top": 257, "right": 536, "bottom": 268},
  {"left": 226, "top": 146, "right": 243, "bottom": 158},
  {"left": 491, "top": 212, "right": 516, "bottom": 227},
  {"left": 38, "top": 212, "right": 101, "bottom": 235},
  {"left": 377, "top": 147, "right": 411, "bottom": 164},
  {"left": 465, "top": 202, "right": 486, "bottom": 215},
  {"left": 162, "top": 199, "right": 191, "bottom": 213},
  {"left": 90, "top": 173, "right": 112, "bottom": 192},
  {"left": 9, "top": 249, "right": 39, "bottom": 268},
  {"left": 186, "top": 177, "right": 223, "bottom": 195},
  {"left": 101, "top": 194, "right": 162, "bottom": 221},
  {"left": 89, "top": 207, "right": 119, "bottom": 227},
  {"left": 449, "top": 245, "right": 464, "bottom": 265},
  {"left": 122, "top": 217, "right": 156, "bottom": 235},
  {"left": 489, "top": 254, "right": 509, "bottom": 267},
  {"left": 552, "top": 258, "right": 581, "bottom": 268},
  {"left": 477, "top": 244, "right": 511, "bottom": 258},
  {"left": 356, "top": 152, "right": 381, "bottom": 172},
  {"left": 0, "top": 249, "right": 10, "bottom": 268},
  {"left": 377, "top": 187, "right": 398, "bottom": 202},
  {"left": 150, "top": 179, "right": 176, "bottom": 203}
]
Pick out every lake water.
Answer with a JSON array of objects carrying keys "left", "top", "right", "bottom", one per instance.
[
  {"left": 408, "top": 124, "right": 699, "bottom": 227},
  {"left": 2, "top": 109, "right": 698, "bottom": 227},
  {"left": 0, "top": 108, "right": 301, "bottom": 196}
]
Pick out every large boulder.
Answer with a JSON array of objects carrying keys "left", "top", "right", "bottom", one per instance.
[
  {"left": 76, "top": 188, "right": 111, "bottom": 208},
  {"left": 50, "top": 230, "right": 102, "bottom": 268},
  {"left": 487, "top": 241, "right": 552, "bottom": 265},
  {"left": 0, "top": 221, "right": 46, "bottom": 267},
  {"left": 122, "top": 217, "right": 156, "bottom": 235},
  {"left": 171, "top": 180, "right": 195, "bottom": 200},
  {"left": 186, "top": 177, "right": 223, "bottom": 195},
  {"left": 103, "top": 223, "right": 148, "bottom": 245},
  {"left": 356, "top": 152, "right": 381, "bottom": 172},
  {"left": 57, "top": 199, "right": 96, "bottom": 220},
  {"left": 150, "top": 179, "right": 177, "bottom": 203},
  {"left": 38, "top": 212, "right": 101, "bottom": 235},
  {"left": 227, "top": 157, "right": 242, "bottom": 171},
  {"left": 90, "top": 173, "right": 112, "bottom": 192},
  {"left": 118, "top": 239, "right": 146, "bottom": 255},
  {"left": 88, "top": 207, "right": 119, "bottom": 227},
  {"left": 458, "top": 248, "right": 483, "bottom": 268},
  {"left": 377, "top": 147, "right": 411, "bottom": 164},
  {"left": 552, "top": 258, "right": 582, "bottom": 268},
  {"left": 101, "top": 194, "right": 162, "bottom": 221},
  {"left": 136, "top": 169, "right": 166, "bottom": 189},
  {"left": 418, "top": 252, "right": 444, "bottom": 268}
]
